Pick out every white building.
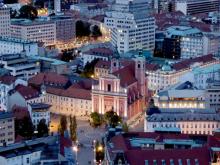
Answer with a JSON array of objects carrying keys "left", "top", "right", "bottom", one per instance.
[
  {"left": 28, "top": 103, "right": 51, "bottom": 128},
  {"left": 0, "top": 53, "right": 40, "bottom": 79},
  {"left": 145, "top": 110, "right": 220, "bottom": 135},
  {"left": 81, "top": 47, "right": 113, "bottom": 67},
  {"left": 0, "top": 136, "right": 71, "bottom": 165},
  {"left": 175, "top": 0, "right": 220, "bottom": 15},
  {"left": 146, "top": 54, "right": 219, "bottom": 91},
  {"left": 0, "top": 3, "right": 10, "bottom": 37},
  {"left": 54, "top": 0, "right": 61, "bottom": 14},
  {"left": 0, "top": 37, "right": 38, "bottom": 56},
  {"left": 46, "top": 86, "right": 92, "bottom": 117},
  {"left": 104, "top": 0, "right": 155, "bottom": 54},
  {"left": 10, "top": 19, "right": 56, "bottom": 46},
  {"left": 193, "top": 63, "right": 220, "bottom": 89},
  {"left": 154, "top": 81, "right": 205, "bottom": 109},
  {"left": 205, "top": 80, "right": 220, "bottom": 111},
  {"left": 8, "top": 84, "right": 45, "bottom": 111}
]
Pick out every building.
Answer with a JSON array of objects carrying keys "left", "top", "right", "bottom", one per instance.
[
  {"left": 0, "top": 37, "right": 38, "bottom": 56},
  {"left": 0, "top": 111, "right": 15, "bottom": 146},
  {"left": 28, "top": 103, "right": 51, "bottom": 128},
  {"left": 163, "top": 26, "right": 204, "bottom": 59},
  {"left": 105, "top": 132, "right": 220, "bottom": 165},
  {"left": 70, "top": 3, "right": 108, "bottom": 18},
  {"left": 8, "top": 84, "right": 44, "bottom": 111},
  {"left": 104, "top": 0, "right": 155, "bottom": 54},
  {"left": 92, "top": 53, "right": 148, "bottom": 119},
  {"left": 10, "top": 19, "right": 56, "bottom": 46},
  {"left": 0, "top": 3, "right": 10, "bottom": 37},
  {"left": 152, "top": 0, "right": 174, "bottom": 13},
  {"left": 205, "top": 80, "right": 220, "bottom": 111},
  {"left": 175, "top": 0, "right": 220, "bottom": 15},
  {"left": 45, "top": 80, "right": 92, "bottom": 117},
  {"left": 0, "top": 136, "right": 73, "bottom": 165},
  {"left": 146, "top": 54, "right": 218, "bottom": 91},
  {"left": 154, "top": 81, "right": 205, "bottom": 109},
  {"left": 54, "top": 0, "right": 61, "bottom": 14},
  {"left": 94, "top": 60, "right": 111, "bottom": 78},
  {"left": 145, "top": 109, "right": 220, "bottom": 135},
  {"left": 0, "top": 53, "right": 40, "bottom": 79},
  {"left": 50, "top": 15, "right": 76, "bottom": 48},
  {"left": 81, "top": 47, "right": 113, "bottom": 67},
  {"left": 30, "top": 56, "right": 67, "bottom": 74},
  {"left": 193, "top": 63, "right": 220, "bottom": 89}
]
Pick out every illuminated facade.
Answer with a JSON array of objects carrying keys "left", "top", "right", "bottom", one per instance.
[
  {"left": 92, "top": 53, "right": 148, "bottom": 119},
  {"left": 145, "top": 111, "right": 220, "bottom": 135},
  {"left": 154, "top": 81, "right": 206, "bottom": 109}
]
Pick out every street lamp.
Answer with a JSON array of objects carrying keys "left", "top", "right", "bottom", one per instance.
[
  {"left": 93, "top": 140, "right": 96, "bottom": 165},
  {"left": 73, "top": 145, "right": 78, "bottom": 165}
]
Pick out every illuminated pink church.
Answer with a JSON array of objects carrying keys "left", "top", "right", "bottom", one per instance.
[{"left": 92, "top": 52, "right": 148, "bottom": 119}]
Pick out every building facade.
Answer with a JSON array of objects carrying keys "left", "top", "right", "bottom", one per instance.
[
  {"left": 0, "top": 4, "right": 10, "bottom": 37},
  {"left": 0, "top": 37, "right": 38, "bottom": 56},
  {"left": 145, "top": 111, "right": 220, "bottom": 135},
  {"left": 104, "top": 0, "right": 155, "bottom": 54},
  {"left": 175, "top": 0, "right": 220, "bottom": 15},
  {"left": 10, "top": 19, "right": 56, "bottom": 46},
  {"left": 0, "top": 112, "right": 15, "bottom": 146},
  {"left": 92, "top": 54, "right": 148, "bottom": 119}
]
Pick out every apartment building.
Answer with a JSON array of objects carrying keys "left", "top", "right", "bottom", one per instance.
[
  {"left": 145, "top": 110, "right": 220, "bottom": 135},
  {"left": 0, "top": 53, "right": 40, "bottom": 79},
  {"left": 0, "top": 112, "right": 15, "bottom": 146},
  {"left": 104, "top": 0, "right": 155, "bottom": 54},
  {"left": 175, "top": 0, "right": 220, "bottom": 15},
  {"left": 0, "top": 37, "right": 38, "bottom": 56},
  {"left": 10, "top": 19, "right": 56, "bottom": 46},
  {"left": 0, "top": 3, "right": 10, "bottom": 37}
]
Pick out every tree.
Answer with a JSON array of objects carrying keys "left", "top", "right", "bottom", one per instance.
[
  {"left": 19, "top": 5, "right": 38, "bottom": 20},
  {"left": 37, "top": 119, "right": 49, "bottom": 137},
  {"left": 69, "top": 115, "right": 77, "bottom": 142},
  {"left": 81, "top": 58, "right": 99, "bottom": 78},
  {"left": 15, "top": 116, "right": 34, "bottom": 139},
  {"left": 122, "top": 122, "right": 129, "bottom": 133},
  {"left": 104, "top": 110, "right": 122, "bottom": 128},
  {"left": 58, "top": 115, "right": 67, "bottom": 136},
  {"left": 90, "top": 112, "right": 102, "bottom": 127},
  {"left": 76, "top": 20, "right": 91, "bottom": 37},
  {"left": 91, "top": 25, "right": 102, "bottom": 38}
]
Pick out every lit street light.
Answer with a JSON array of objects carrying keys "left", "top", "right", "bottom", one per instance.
[{"left": 73, "top": 145, "right": 78, "bottom": 165}]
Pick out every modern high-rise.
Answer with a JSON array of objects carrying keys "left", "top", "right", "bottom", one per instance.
[
  {"left": 104, "top": 0, "right": 155, "bottom": 54},
  {"left": 175, "top": 0, "right": 220, "bottom": 15},
  {"left": 0, "top": 2, "right": 10, "bottom": 37},
  {"left": 54, "top": 0, "right": 61, "bottom": 14}
]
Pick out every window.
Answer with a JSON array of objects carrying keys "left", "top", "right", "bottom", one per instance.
[
  {"left": 107, "top": 84, "right": 111, "bottom": 92},
  {"left": 145, "top": 160, "right": 149, "bottom": 165},
  {"left": 26, "top": 158, "right": 30, "bottom": 164}
]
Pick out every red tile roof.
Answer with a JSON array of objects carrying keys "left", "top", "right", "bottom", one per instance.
[
  {"left": 172, "top": 54, "right": 216, "bottom": 71},
  {"left": 125, "top": 147, "right": 210, "bottom": 165},
  {"left": 95, "top": 60, "right": 111, "bottom": 69},
  {"left": 46, "top": 86, "right": 91, "bottom": 100},
  {"left": 12, "top": 105, "right": 30, "bottom": 120},
  {"left": 113, "top": 63, "right": 137, "bottom": 87},
  {"left": 15, "top": 85, "right": 40, "bottom": 100},
  {"left": 28, "top": 72, "right": 69, "bottom": 87},
  {"left": 109, "top": 132, "right": 214, "bottom": 165},
  {"left": 145, "top": 63, "right": 160, "bottom": 71},
  {"left": 84, "top": 47, "right": 114, "bottom": 57},
  {"left": 0, "top": 75, "right": 16, "bottom": 85}
]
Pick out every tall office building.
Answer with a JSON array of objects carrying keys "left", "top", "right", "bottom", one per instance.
[
  {"left": 175, "top": 0, "right": 220, "bottom": 15},
  {"left": 104, "top": 0, "right": 155, "bottom": 54},
  {"left": 0, "top": 2, "right": 10, "bottom": 37}
]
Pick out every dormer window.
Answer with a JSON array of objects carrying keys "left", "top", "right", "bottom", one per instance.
[{"left": 138, "top": 63, "right": 141, "bottom": 68}]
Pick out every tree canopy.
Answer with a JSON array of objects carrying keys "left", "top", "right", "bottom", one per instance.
[
  {"left": 104, "top": 110, "right": 122, "bottom": 128},
  {"left": 15, "top": 116, "right": 34, "bottom": 139},
  {"left": 58, "top": 115, "right": 68, "bottom": 136},
  {"left": 69, "top": 115, "right": 77, "bottom": 142},
  {"left": 37, "top": 119, "right": 49, "bottom": 137},
  {"left": 19, "top": 5, "right": 38, "bottom": 20},
  {"left": 90, "top": 112, "right": 102, "bottom": 127}
]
